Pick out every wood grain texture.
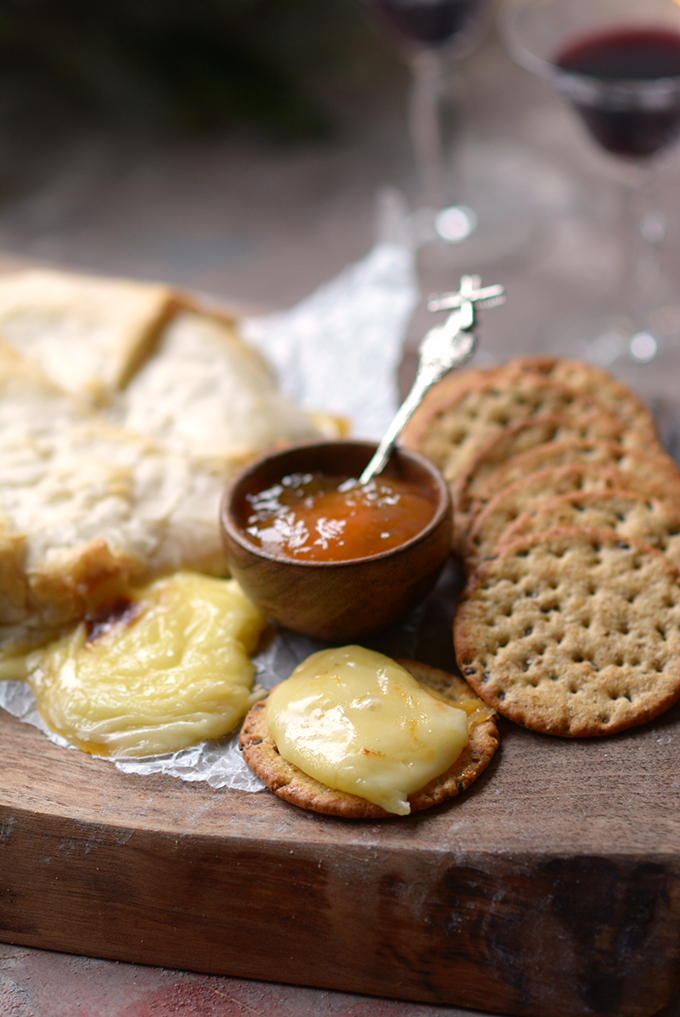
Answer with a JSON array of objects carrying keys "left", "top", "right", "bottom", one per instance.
[{"left": 3, "top": 692, "right": 680, "bottom": 1017}]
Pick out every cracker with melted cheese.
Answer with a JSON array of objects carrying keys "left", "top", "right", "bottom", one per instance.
[{"left": 240, "top": 649, "right": 499, "bottom": 818}]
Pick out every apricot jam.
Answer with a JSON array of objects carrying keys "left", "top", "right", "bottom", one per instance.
[{"left": 242, "top": 471, "right": 436, "bottom": 562}]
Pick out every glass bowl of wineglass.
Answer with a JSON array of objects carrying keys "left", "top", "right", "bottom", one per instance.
[{"left": 503, "top": 0, "right": 680, "bottom": 377}]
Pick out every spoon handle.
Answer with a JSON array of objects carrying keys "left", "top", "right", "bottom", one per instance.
[
  {"left": 359, "top": 310, "right": 477, "bottom": 485},
  {"left": 359, "top": 274, "right": 505, "bottom": 486}
]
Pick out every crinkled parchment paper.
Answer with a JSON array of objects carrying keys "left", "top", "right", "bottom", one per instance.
[{"left": 0, "top": 236, "right": 419, "bottom": 791}]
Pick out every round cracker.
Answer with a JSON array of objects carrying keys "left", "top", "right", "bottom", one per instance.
[
  {"left": 496, "top": 490, "right": 680, "bottom": 571},
  {"left": 239, "top": 659, "right": 499, "bottom": 819},
  {"left": 464, "top": 463, "right": 675, "bottom": 568},
  {"left": 500, "top": 356, "right": 658, "bottom": 442},
  {"left": 463, "top": 438, "right": 680, "bottom": 529},
  {"left": 454, "top": 527, "right": 680, "bottom": 737},
  {"left": 453, "top": 424, "right": 637, "bottom": 538},
  {"left": 400, "top": 371, "right": 623, "bottom": 487},
  {"left": 402, "top": 358, "right": 656, "bottom": 478}
]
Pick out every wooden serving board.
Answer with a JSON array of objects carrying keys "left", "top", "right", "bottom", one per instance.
[{"left": 3, "top": 570, "right": 680, "bottom": 1017}]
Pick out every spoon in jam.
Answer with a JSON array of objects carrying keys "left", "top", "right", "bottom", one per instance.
[{"left": 358, "top": 273, "right": 505, "bottom": 486}]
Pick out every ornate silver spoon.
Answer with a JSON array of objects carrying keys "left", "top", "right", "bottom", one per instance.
[{"left": 359, "top": 273, "right": 505, "bottom": 485}]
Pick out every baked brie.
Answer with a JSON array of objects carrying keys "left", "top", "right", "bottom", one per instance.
[{"left": 24, "top": 571, "right": 266, "bottom": 757}]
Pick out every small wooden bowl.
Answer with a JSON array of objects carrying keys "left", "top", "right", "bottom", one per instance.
[{"left": 220, "top": 440, "right": 452, "bottom": 642}]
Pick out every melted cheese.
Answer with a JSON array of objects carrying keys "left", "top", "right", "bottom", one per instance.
[
  {"left": 25, "top": 571, "right": 265, "bottom": 757},
  {"left": 266, "top": 646, "right": 468, "bottom": 815}
]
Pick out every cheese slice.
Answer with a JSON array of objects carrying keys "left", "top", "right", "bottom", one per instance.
[
  {"left": 24, "top": 571, "right": 266, "bottom": 757},
  {"left": 266, "top": 646, "right": 468, "bottom": 815}
]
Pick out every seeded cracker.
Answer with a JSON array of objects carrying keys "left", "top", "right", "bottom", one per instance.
[
  {"left": 498, "top": 356, "right": 658, "bottom": 442},
  {"left": 454, "top": 528, "right": 680, "bottom": 737},
  {"left": 401, "top": 371, "right": 624, "bottom": 487},
  {"left": 401, "top": 358, "right": 655, "bottom": 480},
  {"left": 239, "top": 660, "right": 499, "bottom": 818},
  {"left": 453, "top": 420, "right": 636, "bottom": 536},
  {"left": 496, "top": 490, "right": 680, "bottom": 571},
  {"left": 463, "top": 439, "right": 680, "bottom": 526},
  {"left": 464, "top": 462, "right": 676, "bottom": 567}
]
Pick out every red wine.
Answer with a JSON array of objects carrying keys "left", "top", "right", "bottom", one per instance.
[
  {"left": 555, "top": 27, "right": 680, "bottom": 158},
  {"left": 366, "top": 0, "right": 485, "bottom": 46}
]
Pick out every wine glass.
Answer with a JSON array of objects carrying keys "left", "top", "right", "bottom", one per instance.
[
  {"left": 358, "top": 0, "right": 491, "bottom": 247},
  {"left": 503, "top": 0, "right": 680, "bottom": 373}
]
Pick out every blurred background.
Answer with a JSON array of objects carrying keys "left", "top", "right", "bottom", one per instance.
[
  {"left": 0, "top": 0, "right": 411, "bottom": 305},
  {"left": 5, "top": 6, "right": 680, "bottom": 1011},
  {"left": 1, "top": 0, "right": 680, "bottom": 398}
]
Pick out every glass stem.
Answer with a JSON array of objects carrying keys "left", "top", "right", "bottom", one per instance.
[
  {"left": 407, "top": 47, "right": 449, "bottom": 210},
  {"left": 620, "top": 165, "right": 665, "bottom": 336}
]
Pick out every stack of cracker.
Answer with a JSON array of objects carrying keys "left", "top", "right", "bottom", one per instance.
[{"left": 402, "top": 357, "right": 680, "bottom": 738}]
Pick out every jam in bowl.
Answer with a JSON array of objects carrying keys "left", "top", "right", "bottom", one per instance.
[{"left": 220, "top": 440, "right": 453, "bottom": 641}]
